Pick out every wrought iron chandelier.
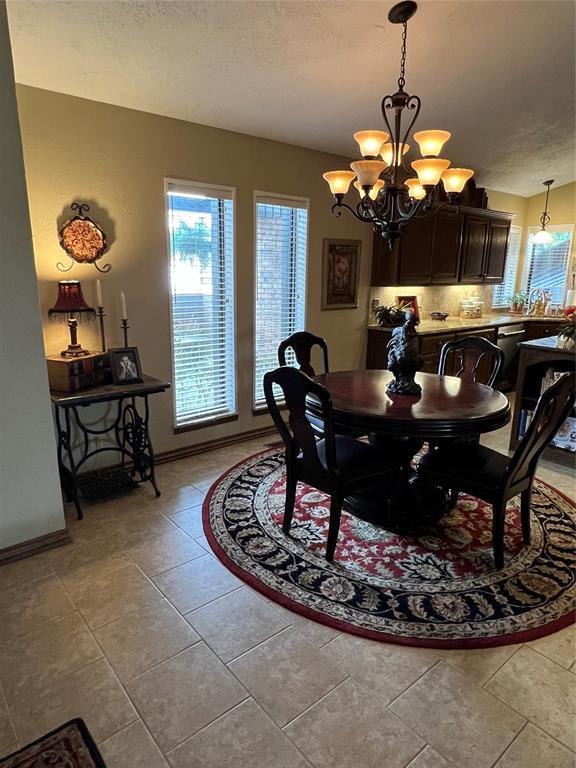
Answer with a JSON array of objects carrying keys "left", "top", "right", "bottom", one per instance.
[
  {"left": 533, "top": 179, "right": 554, "bottom": 244},
  {"left": 323, "top": 1, "right": 474, "bottom": 248}
]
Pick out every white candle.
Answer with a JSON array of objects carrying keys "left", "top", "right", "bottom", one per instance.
[
  {"left": 120, "top": 291, "right": 127, "bottom": 320},
  {"left": 96, "top": 279, "right": 103, "bottom": 307}
]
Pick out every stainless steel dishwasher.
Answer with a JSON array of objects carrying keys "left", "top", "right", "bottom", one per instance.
[{"left": 496, "top": 324, "right": 525, "bottom": 390}]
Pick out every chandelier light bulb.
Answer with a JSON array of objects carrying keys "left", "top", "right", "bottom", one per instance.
[
  {"left": 322, "top": 170, "right": 356, "bottom": 196},
  {"left": 411, "top": 158, "right": 451, "bottom": 187},
  {"left": 533, "top": 228, "right": 554, "bottom": 245},
  {"left": 350, "top": 160, "right": 387, "bottom": 188},
  {"left": 380, "top": 142, "right": 410, "bottom": 167},
  {"left": 353, "top": 131, "right": 389, "bottom": 158},
  {"left": 414, "top": 130, "right": 452, "bottom": 157},
  {"left": 354, "top": 179, "right": 385, "bottom": 200},
  {"left": 405, "top": 178, "right": 427, "bottom": 200},
  {"left": 441, "top": 168, "right": 474, "bottom": 194}
]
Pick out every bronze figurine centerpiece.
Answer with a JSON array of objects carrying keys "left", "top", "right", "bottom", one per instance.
[{"left": 386, "top": 310, "right": 423, "bottom": 395}]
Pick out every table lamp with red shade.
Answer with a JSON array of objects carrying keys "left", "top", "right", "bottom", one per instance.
[{"left": 48, "top": 280, "right": 95, "bottom": 358}]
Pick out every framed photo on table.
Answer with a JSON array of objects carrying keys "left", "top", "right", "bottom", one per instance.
[
  {"left": 322, "top": 239, "right": 361, "bottom": 310},
  {"left": 109, "top": 347, "right": 143, "bottom": 384}
]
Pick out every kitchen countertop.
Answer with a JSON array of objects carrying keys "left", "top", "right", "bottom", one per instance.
[{"left": 368, "top": 314, "right": 564, "bottom": 336}]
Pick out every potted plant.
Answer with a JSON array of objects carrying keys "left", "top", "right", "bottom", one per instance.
[
  {"left": 556, "top": 306, "right": 576, "bottom": 350},
  {"left": 374, "top": 302, "right": 410, "bottom": 327},
  {"left": 506, "top": 290, "right": 528, "bottom": 314}
]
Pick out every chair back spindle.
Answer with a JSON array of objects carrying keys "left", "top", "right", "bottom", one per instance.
[
  {"left": 278, "top": 332, "right": 329, "bottom": 378},
  {"left": 263, "top": 367, "right": 336, "bottom": 475},
  {"left": 438, "top": 336, "right": 504, "bottom": 387}
]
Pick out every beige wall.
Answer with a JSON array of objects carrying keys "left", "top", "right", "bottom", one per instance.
[
  {"left": 0, "top": 10, "right": 64, "bottom": 549},
  {"left": 16, "top": 85, "right": 373, "bottom": 456}
]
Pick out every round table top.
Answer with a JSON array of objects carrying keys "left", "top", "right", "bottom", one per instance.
[{"left": 310, "top": 369, "right": 511, "bottom": 439}]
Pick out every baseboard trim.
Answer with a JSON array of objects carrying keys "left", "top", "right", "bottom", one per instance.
[
  {"left": 0, "top": 528, "right": 71, "bottom": 566},
  {"left": 156, "top": 424, "right": 278, "bottom": 465}
]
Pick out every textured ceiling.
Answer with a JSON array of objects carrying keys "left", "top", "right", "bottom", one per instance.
[{"left": 6, "top": 0, "right": 575, "bottom": 196}]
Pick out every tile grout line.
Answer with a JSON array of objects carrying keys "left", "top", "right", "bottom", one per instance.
[
  {"left": 521, "top": 642, "right": 576, "bottom": 671},
  {"left": 280, "top": 676, "right": 352, "bottom": 731},
  {"left": 0, "top": 678, "right": 18, "bottom": 753},
  {"left": 486, "top": 719, "right": 530, "bottom": 768},
  {"left": 479, "top": 644, "right": 524, "bottom": 688},
  {"left": 384, "top": 658, "right": 444, "bottom": 710}
]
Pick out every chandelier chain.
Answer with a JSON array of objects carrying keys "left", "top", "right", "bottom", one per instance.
[{"left": 398, "top": 21, "right": 408, "bottom": 90}]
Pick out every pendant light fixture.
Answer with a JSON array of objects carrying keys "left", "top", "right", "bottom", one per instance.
[
  {"left": 322, "top": 1, "right": 474, "bottom": 248},
  {"left": 532, "top": 180, "right": 555, "bottom": 245}
]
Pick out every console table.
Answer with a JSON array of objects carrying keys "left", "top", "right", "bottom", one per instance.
[{"left": 50, "top": 375, "right": 171, "bottom": 519}]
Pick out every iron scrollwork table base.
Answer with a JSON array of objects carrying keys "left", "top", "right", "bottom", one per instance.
[{"left": 51, "top": 376, "right": 171, "bottom": 520}]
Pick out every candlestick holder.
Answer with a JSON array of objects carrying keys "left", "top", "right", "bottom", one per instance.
[
  {"left": 121, "top": 318, "right": 129, "bottom": 347},
  {"left": 97, "top": 306, "right": 106, "bottom": 352}
]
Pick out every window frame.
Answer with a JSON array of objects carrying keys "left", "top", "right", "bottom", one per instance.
[
  {"left": 491, "top": 224, "right": 523, "bottom": 309},
  {"left": 164, "top": 177, "right": 238, "bottom": 432},
  {"left": 252, "top": 190, "right": 310, "bottom": 413},
  {"left": 521, "top": 224, "right": 574, "bottom": 305}
]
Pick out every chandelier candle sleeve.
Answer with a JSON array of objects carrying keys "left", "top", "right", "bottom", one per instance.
[
  {"left": 405, "top": 178, "right": 426, "bottom": 200},
  {"left": 441, "top": 168, "right": 474, "bottom": 194},
  {"left": 120, "top": 291, "right": 127, "bottom": 320},
  {"left": 350, "top": 160, "right": 387, "bottom": 188},
  {"left": 322, "top": 171, "right": 356, "bottom": 196},
  {"left": 355, "top": 179, "right": 385, "bottom": 200},
  {"left": 380, "top": 142, "right": 409, "bottom": 166},
  {"left": 411, "top": 158, "right": 451, "bottom": 187},
  {"left": 353, "top": 131, "right": 389, "bottom": 158},
  {"left": 414, "top": 130, "right": 451, "bottom": 157}
]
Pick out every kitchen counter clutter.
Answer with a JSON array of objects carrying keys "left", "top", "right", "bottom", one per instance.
[{"left": 368, "top": 314, "right": 565, "bottom": 336}]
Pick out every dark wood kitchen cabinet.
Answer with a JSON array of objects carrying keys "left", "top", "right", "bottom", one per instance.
[
  {"left": 371, "top": 206, "right": 513, "bottom": 287},
  {"left": 459, "top": 215, "right": 490, "bottom": 283},
  {"left": 483, "top": 220, "right": 510, "bottom": 283}
]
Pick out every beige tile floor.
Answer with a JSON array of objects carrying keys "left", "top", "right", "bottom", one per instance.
[{"left": 0, "top": 421, "right": 574, "bottom": 768}]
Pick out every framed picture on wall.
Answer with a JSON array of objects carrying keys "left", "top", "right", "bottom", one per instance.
[
  {"left": 395, "top": 294, "right": 420, "bottom": 320},
  {"left": 322, "top": 239, "right": 361, "bottom": 310},
  {"left": 109, "top": 347, "right": 143, "bottom": 384}
]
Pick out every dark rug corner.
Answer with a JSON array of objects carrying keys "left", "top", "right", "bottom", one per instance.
[{"left": 0, "top": 719, "right": 106, "bottom": 767}]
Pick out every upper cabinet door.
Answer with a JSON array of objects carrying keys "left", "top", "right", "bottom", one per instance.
[
  {"left": 460, "top": 215, "right": 490, "bottom": 283},
  {"left": 430, "top": 210, "right": 463, "bottom": 284},
  {"left": 483, "top": 220, "right": 511, "bottom": 283},
  {"left": 397, "top": 215, "right": 434, "bottom": 285}
]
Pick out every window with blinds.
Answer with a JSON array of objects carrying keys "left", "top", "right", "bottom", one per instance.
[
  {"left": 492, "top": 225, "right": 522, "bottom": 307},
  {"left": 253, "top": 194, "right": 309, "bottom": 408},
  {"left": 523, "top": 226, "right": 574, "bottom": 304},
  {"left": 166, "top": 180, "right": 236, "bottom": 429}
]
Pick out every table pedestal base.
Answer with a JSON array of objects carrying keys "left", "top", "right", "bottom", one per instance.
[{"left": 345, "top": 478, "right": 451, "bottom": 533}]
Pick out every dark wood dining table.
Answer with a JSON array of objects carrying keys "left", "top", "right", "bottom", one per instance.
[{"left": 308, "top": 369, "right": 511, "bottom": 529}]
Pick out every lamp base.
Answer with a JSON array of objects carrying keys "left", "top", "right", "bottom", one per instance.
[{"left": 60, "top": 344, "right": 90, "bottom": 358}]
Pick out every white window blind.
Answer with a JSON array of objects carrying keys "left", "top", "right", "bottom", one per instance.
[
  {"left": 523, "top": 226, "right": 573, "bottom": 304},
  {"left": 166, "top": 181, "right": 236, "bottom": 428},
  {"left": 492, "top": 225, "right": 522, "bottom": 307},
  {"left": 254, "top": 195, "right": 308, "bottom": 407}
]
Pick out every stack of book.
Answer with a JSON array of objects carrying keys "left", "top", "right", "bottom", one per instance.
[{"left": 46, "top": 353, "right": 112, "bottom": 392}]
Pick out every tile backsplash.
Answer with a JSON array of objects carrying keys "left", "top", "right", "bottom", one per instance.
[{"left": 369, "top": 284, "right": 496, "bottom": 321}]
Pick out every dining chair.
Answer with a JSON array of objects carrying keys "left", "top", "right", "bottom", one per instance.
[
  {"left": 438, "top": 336, "right": 504, "bottom": 387},
  {"left": 278, "top": 331, "right": 329, "bottom": 377},
  {"left": 278, "top": 331, "right": 338, "bottom": 438},
  {"left": 264, "top": 366, "right": 410, "bottom": 561},
  {"left": 418, "top": 371, "right": 575, "bottom": 568}
]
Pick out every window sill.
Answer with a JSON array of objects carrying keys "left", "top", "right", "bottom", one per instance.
[
  {"left": 252, "top": 403, "right": 287, "bottom": 417},
  {"left": 174, "top": 413, "right": 239, "bottom": 434}
]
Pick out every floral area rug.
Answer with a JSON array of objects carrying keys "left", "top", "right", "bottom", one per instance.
[
  {"left": 0, "top": 719, "right": 106, "bottom": 767},
  {"left": 203, "top": 449, "right": 576, "bottom": 648}
]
